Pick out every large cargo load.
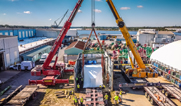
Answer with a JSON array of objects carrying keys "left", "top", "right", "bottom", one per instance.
[{"left": 83, "top": 64, "right": 103, "bottom": 88}]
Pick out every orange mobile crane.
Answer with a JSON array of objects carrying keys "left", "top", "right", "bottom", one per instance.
[{"left": 106, "top": 0, "right": 157, "bottom": 78}]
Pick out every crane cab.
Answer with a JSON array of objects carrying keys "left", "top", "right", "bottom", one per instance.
[
  {"left": 125, "top": 67, "right": 158, "bottom": 78},
  {"left": 126, "top": 68, "right": 146, "bottom": 78}
]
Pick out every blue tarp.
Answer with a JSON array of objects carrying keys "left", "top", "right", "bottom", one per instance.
[{"left": 86, "top": 60, "right": 97, "bottom": 65}]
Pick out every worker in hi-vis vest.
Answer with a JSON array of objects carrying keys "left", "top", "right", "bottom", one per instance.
[
  {"left": 99, "top": 85, "right": 102, "bottom": 89},
  {"left": 99, "top": 84, "right": 105, "bottom": 89},
  {"left": 119, "top": 89, "right": 123, "bottom": 99},
  {"left": 77, "top": 83, "right": 80, "bottom": 90},
  {"left": 114, "top": 94, "right": 119, "bottom": 104},
  {"left": 103, "top": 84, "right": 105, "bottom": 89},
  {"left": 79, "top": 96, "right": 84, "bottom": 106},
  {"left": 104, "top": 93, "right": 108, "bottom": 106},
  {"left": 73, "top": 96, "right": 78, "bottom": 106}
]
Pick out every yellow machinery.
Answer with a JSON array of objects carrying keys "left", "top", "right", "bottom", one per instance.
[
  {"left": 106, "top": 0, "right": 157, "bottom": 78},
  {"left": 112, "top": 36, "right": 117, "bottom": 38}
]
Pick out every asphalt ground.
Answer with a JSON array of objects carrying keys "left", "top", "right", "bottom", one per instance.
[{"left": 0, "top": 71, "right": 43, "bottom": 91}]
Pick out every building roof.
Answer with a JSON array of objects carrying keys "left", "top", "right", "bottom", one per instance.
[
  {"left": 138, "top": 29, "right": 156, "bottom": 35},
  {"left": 21, "top": 45, "right": 52, "bottom": 57},
  {"left": 18, "top": 37, "right": 55, "bottom": 52},
  {"left": 158, "top": 31, "right": 174, "bottom": 35},
  {"left": 150, "top": 40, "right": 181, "bottom": 71},
  {"left": 65, "top": 41, "right": 85, "bottom": 50},
  {"left": 0, "top": 35, "right": 17, "bottom": 38}
]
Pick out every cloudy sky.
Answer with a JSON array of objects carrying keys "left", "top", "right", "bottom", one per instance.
[{"left": 0, "top": 0, "right": 181, "bottom": 27}]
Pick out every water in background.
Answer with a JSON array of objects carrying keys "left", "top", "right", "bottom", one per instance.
[
  {"left": 77, "top": 30, "right": 137, "bottom": 36},
  {"left": 174, "top": 32, "right": 181, "bottom": 36},
  {"left": 77, "top": 30, "right": 181, "bottom": 36}
]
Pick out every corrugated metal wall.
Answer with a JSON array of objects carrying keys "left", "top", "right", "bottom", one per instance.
[
  {"left": 4, "top": 37, "right": 19, "bottom": 67},
  {"left": 137, "top": 34, "right": 155, "bottom": 45},
  {"left": 17, "top": 29, "right": 35, "bottom": 40},
  {"left": 36, "top": 30, "right": 58, "bottom": 38},
  {"left": 0, "top": 29, "right": 36, "bottom": 40}
]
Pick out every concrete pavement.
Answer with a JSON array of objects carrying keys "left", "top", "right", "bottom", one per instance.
[{"left": 0, "top": 70, "right": 20, "bottom": 83}]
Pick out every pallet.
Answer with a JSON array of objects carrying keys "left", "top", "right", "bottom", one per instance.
[
  {"left": 162, "top": 84, "right": 181, "bottom": 102},
  {"left": 144, "top": 87, "right": 176, "bottom": 106},
  {"left": 85, "top": 89, "right": 104, "bottom": 106},
  {"left": 5, "top": 85, "right": 38, "bottom": 106}
]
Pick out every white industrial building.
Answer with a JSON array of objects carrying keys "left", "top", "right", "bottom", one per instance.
[
  {"left": 0, "top": 35, "right": 19, "bottom": 71},
  {"left": 175, "top": 35, "right": 181, "bottom": 41},
  {"left": 154, "top": 31, "right": 174, "bottom": 43},
  {"left": 174, "top": 32, "right": 181, "bottom": 41},
  {"left": 137, "top": 29, "right": 175, "bottom": 47},
  {"left": 136, "top": 29, "right": 156, "bottom": 45},
  {"left": 176, "top": 29, "right": 181, "bottom": 33}
]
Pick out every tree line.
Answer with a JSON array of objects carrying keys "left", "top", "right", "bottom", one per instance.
[{"left": 1, "top": 24, "right": 181, "bottom": 31}]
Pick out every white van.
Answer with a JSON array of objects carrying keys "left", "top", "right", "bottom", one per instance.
[
  {"left": 21, "top": 61, "right": 35, "bottom": 71},
  {"left": 39, "top": 53, "right": 49, "bottom": 63}
]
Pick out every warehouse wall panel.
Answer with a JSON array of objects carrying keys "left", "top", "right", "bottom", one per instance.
[
  {"left": 36, "top": 30, "right": 58, "bottom": 38},
  {"left": 0, "top": 36, "right": 19, "bottom": 70}
]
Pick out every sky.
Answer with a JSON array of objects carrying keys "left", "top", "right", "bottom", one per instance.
[{"left": 0, "top": 0, "right": 181, "bottom": 27}]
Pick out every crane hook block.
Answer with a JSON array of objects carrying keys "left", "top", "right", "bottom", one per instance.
[
  {"left": 92, "top": 23, "right": 95, "bottom": 28},
  {"left": 118, "top": 21, "right": 124, "bottom": 28}
]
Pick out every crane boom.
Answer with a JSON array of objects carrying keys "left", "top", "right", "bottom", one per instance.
[
  {"left": 43, "top": 0, "right": 84, "bottom": 69},
  {"left": 106, "top": 0, "right": 146, "bottom": 69},
  {"left": 58, "top": 9, "right": 69, "bottom": 26}
]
